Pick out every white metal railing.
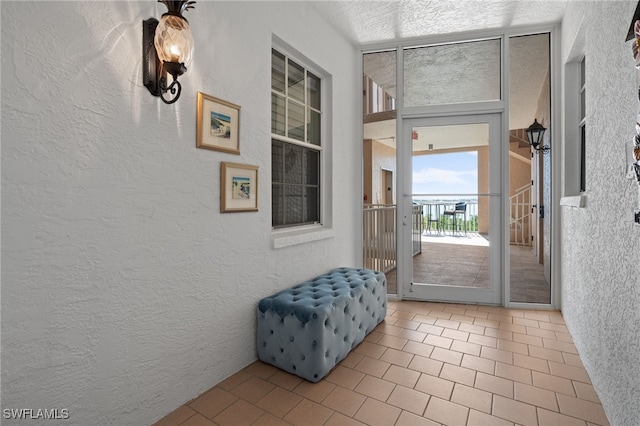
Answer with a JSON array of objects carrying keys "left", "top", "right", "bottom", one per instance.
[
  {"left": 363, "top": 204, "right": 422, "bottom": 273},
  {"left": 412, "top": 204, "right": 423, "bottom": 255},
  {"left": 416, "top": 200, "right": 479, "bottom": 233},
  {"left": 509, "top": 184, "right": 533, "bottom": 246},
  {"left": 363, "top": 205, "right": 396, "bottom": 273}
]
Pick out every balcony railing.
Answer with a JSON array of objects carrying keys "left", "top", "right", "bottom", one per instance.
[
  {"left": 419, "top": 201, "right": 479, "bottom": 233},
  {"left": 363, "top": 204, "right": 422, "bottom": 273},
  {"left": 509, "top": 184, "right": 533, "bottom": 246},
  {"left": 364, "top": 194, "right": 531, "bottom": 274}
]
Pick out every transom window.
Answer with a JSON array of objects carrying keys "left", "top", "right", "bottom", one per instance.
[{"left": 271, "top": 48, "right": 322, "bottom": 228}]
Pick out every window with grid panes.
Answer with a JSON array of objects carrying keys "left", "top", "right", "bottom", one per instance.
[{"left": 271, "top": 48, "right": 321, "bottom": 228}]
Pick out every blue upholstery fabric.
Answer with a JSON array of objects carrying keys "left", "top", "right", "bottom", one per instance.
[{"left": 257, "top": 267, "right": 387, "bottom": 382}]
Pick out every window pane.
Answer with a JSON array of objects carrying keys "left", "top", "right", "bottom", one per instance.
[
  {"left": 305, "top": 187, "right": 319, "bottom": 223},
  {"left": 285, "top": 186, "right": 303, "bottom": 224},
  {"left": 271, "top": 49, "right": 323, "bottom": 229},
  {"left": 363, "top": 50, "right": 397, "bottom": 114},
  {"left": 580, "top": 125, "right": 586, "bottom": 192},
  {"left": 288, "top": 59, "right": 305, "bottom": 102},
  {"left": 308, "top": 109, "right": 321, "bottom": 145},
  {"left": 305, "top": 149, "right": 319, "bottom": 185},
  {"left": 272, "top": 140, "right": 283, "bottom": 182},
  {"left": 288, "top": 100, "right": 305, "bottom": 141},
  {"left": 412, "top": 123, "right": 488, "bottom": 192},
  {"left": 271, "top": 94, "right": 285, "bottom": 136},
  {"left": 272, "top": 49, "right": 285, "bottom": 93},
  {"left": 284, "top": 144, "right": 303, "bottom": 184},
  {"left": 580, "top": 89, "right": 585, "bottom": 121},
  {"left": 404, "top": 39, "right": 501, "bottom": 106},
  {"left": 308, "top": 72, "right": 321, "bottom": 109},
  {"left": 272, "top": 184, "right": 284, "bottom": 227}
]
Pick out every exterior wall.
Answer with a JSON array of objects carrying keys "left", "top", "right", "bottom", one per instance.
[
  {"left": 478, "top": 146, "right": 490, "bottom": 233},
  {"left": 363, "top": 139, "right": 396, "bottom": 205},
  {"left": 537, "top": 71, "right": 552, "bottom": 278},
  {"left": 509, "top": 147, "right": 531, "bottom": 197},
  {"left": 363, "top": 140, "right": 373, "bottom": 204},
  {"left": 372, "top": 140, "right": 396, "bottom": 204},
  {"left": 0, "top": 2, "right": 360, "bottom": 425},
  {"left": 560, "top": 2, "right": 640, "bottom": 425}
]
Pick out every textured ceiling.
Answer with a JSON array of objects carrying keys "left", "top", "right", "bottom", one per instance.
[
  {"left": 312, "top": 1, "right": 567, "bottom": 45},
  {"left": 324, "top": 1, "right": 560, "bottom": 144}
]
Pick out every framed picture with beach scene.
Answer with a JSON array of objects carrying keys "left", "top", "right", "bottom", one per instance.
[
  {"left": 220, "top": 162, "right": 258, "bottom": 212},
  {"left": 196, "top": 92, "right": 240, "bottom": 154}
]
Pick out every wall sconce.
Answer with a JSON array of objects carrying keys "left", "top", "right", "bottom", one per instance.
[
  {"left": 526, "top": 119, "right": 550, "bottom": 154},
  {"left": 143, "top": 1, "right": 195, "bottom": 104}
]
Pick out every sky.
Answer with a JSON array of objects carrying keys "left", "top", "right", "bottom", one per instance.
[{"left": 412, "top": 152, "right": 478, "bottom": 197}]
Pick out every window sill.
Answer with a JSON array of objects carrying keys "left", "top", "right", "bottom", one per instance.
[
  {"left": 560, "top": 194, "right": 587, "bottom": 208},
  {"left": 272, "top": 226, "right": 335, "bottom": 249}
]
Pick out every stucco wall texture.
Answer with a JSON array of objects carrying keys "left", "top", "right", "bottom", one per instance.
[
  {"left": 560, "top": 2, "right": 640, "bottom": 425},
  {"left": 1, "top": 2, "right": 359, "bottom": 424},
  {"left": 3, "top": 1, "right": 640, "bottom": 425}
]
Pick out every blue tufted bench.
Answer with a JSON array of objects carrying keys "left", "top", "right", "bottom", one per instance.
[{"left": 257, "top": 267, "right": 387, "bottom": 382}]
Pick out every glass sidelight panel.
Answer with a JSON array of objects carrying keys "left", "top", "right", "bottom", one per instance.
[
  {"left": 362, "top": 50, "right": 398, "bottom": 295},
  {"left": 508, "top": 33, "right": 551, "bottom": 304},
  {"left": 363, "top": 50, "right": 397, "bottom": 114}
]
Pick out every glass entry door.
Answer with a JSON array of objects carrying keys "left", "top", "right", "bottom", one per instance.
[{"left": 400, "top": 114, "right": 502, "bottom": 305}]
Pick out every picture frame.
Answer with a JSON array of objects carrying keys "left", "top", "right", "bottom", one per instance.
[
  {"left": 197, "top": 92, "right": 240, "bottom": 154},
  {"left": 220, "top": 162, "right": 258, "bottom": 213}
]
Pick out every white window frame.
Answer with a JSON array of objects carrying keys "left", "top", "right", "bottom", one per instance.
[
  {"left": 560, "top": 53, "right": 587, "bottom": 208},
  {"left": 271, "top": 37, "right": 334, "bottom": 248},
  {"left": 579, "top": 56, "right": 586, "bottom": 193}
]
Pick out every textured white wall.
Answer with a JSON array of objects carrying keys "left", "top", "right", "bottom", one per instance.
[
  {"left": 1, "top": 1, "right": 360, "bottom": 424},
  {"left": 560, "top": 2, "right": 640, "bottom": 425}
]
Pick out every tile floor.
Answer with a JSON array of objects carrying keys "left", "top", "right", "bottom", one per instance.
[
  {"left": 386, "top": 239, "right": 550, "bottom": 304},
  {"left": 153, "top": 301, "right": 608, "bottom": 426},
  {"left": 509, "top": 246, "right": 550, "bottom": 304}
]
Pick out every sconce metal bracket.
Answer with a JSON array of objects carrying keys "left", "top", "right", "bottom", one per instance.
[
  {"left": 143, "top": 18, "right": 161, "bottom": 97},
  {"left": 534, "top": 145, "right": 551, "bottom": 154}
]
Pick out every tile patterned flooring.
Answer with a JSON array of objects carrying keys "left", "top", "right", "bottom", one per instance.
[
  {"left": 387, "top": 238, "right": 550, "bottom": 304},
  {"left": 509, "top": 246, "right": 550, "bottom": 304},
  {"left": 154, "top": 301, "right": 608, "bottom": 426}
]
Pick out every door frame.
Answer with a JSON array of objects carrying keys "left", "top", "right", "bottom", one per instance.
[
  {"left": 398, "top": 113, "right": 504, "bottom": 305},
  {"left": 360, "top": 25, "right": 560, "bottom": 308},
  {"left": 381, "top": 168, "right": 394, "bottom": 205}
]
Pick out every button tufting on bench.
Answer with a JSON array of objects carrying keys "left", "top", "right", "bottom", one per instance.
[{"left": 257, "top": 267, "right": 387, "bottom": 382}]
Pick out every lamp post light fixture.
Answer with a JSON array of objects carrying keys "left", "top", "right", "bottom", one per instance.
[
  {"left": 526, "top": 118, "right": 550, "bottom": 154},
  {"left": 143, "top": 0, "right": 195, "bottom": 104}
]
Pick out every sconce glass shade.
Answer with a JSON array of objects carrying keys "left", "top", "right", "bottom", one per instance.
[
  {"left": 526, "top": 118, "right": 549, "bottom": 153},
  {"left": 154, "top": 14, "right": 194, "bottom": 74},
  {"left": 143, "top": 0, "right": 195, "bottom": 104},
  {"left": 526, "top": 119, "right": 545, "bottom": 146}
]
